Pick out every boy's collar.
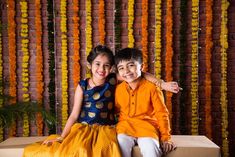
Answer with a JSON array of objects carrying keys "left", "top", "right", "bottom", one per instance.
[{"left": 124, "top": 76, "right": 145, "bottom": 91}]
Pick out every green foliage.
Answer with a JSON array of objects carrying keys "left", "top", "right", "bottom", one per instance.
[{"left": 0, "top": 97, "right": 56, "bottom": 129}]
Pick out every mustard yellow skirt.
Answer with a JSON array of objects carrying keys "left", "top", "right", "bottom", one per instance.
[{"left": 23, "top": 123, "right": 121, "bottom": 157}]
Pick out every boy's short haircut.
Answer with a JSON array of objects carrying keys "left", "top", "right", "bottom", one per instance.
[{"left": 115, "top": 48, "right": 143, "bottom": 66}]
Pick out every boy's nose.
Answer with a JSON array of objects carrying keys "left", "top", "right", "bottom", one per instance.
[{"left": 124, "top": 68, "right": 130, "bottom": 74}]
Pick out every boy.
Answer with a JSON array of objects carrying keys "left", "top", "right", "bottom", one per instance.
[{"left": 114, "top": 48, "right": 176, "bottom": 157}]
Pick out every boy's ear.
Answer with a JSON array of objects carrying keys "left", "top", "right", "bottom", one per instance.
[
  {"left": 87, "top": 63, "right": 91, "bottom": 69},
  {"left": 141, "top": 64, "right": 144, "bottom": 71}
]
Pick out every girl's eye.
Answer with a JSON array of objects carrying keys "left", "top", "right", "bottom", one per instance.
[{"left": 105, "top": 64, "right": 111, "bottom": 68}]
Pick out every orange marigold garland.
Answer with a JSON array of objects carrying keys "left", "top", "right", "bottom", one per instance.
[
  {"left": 141, "top": 0, "right": 148, "bottom": 72},
  {"left": 8, "top": 0, "right": 17, "bottom": 101},
  {"left": 191, "top": 0, "right": 199, "bottom": 135},
  {"left": 165, "top": 0, "right": 173, "bottom": 122},
  {"left": 7, "top": 0, "right": 17, "bottom": 137},
  {"left": 99, "top": 0, "right": 105, "bottom": 44},
  {"left": 205, "top": 0, "right": 213, "bottom": 139},
  {"left": 73, "top": 0, "right": 80, "bottom": 87},
  {"left": 35, "top": 0, "right": 44, "bottom": 135}
]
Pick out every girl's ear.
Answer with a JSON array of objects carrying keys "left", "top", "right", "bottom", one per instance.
[{"left": 87, "top": 63, "right": 91, "bottom": 69}]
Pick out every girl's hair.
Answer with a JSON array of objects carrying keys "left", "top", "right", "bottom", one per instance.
[
  {"left": 114, "top": 48, "right": 143, "bottom": 66},
  {"left": 87, "top": 45, "right": 114, "bottom": 66}
]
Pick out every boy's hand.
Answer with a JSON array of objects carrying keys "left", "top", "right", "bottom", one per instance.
[
  {"left": 161, "top": 81, "right": 182, "bottom": 93},
  {"left": 161, "top": 141, "right": 176, "bottom": 154}
]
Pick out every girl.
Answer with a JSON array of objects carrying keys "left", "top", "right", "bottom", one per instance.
[{"left": 23, "top": 45, "right": 180, "bottom": 157}]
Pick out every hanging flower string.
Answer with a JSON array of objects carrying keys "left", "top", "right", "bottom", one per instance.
[
  {"left": 220, "top": 1, "right": 229, "bottom": 156},
  {"left": 205, "top": 0, "right": 213, "bottom": 139},
  {"left": 99, "top": 0, "right": 105, "bottom": 44},
  {"left": 191, "top": 0, "right": 199, "bottom": 135},
  {"left": 128, "top": 0, "right": 134, "bottom": 47},
  {"left": 8, "top": 0, "right": 17, "bottom": 101},
  {"left": 35, "top": 0, "right": 43, "bottom": 135},
  {"left": 141, "top": 0, "right": 148, "bottom": 72},
  {"left": 20, "top": 0, "right": 30, "bottom": 137},
  {"left": 60, "top": 0, "right": 69, "bottom": 129},
  {"left": 73, "top": 0, "right": 80, "bottom": 87},
  {"left": 165, "top": 0, "right": 173, "bottom": 123},
  {"left": 7, "top": 0, "right": 17, "bottom": 137},
  {"left": 155, "top": 0, "right": 162, "bottom": 78},
  {"left": 114, "top": 0, "right": 121, "bottom": 50},
  {"left": 0, "top": 20, "right": 3, "bottom": 142},
  {"left": 86, "top": 0, "right": 92, "bottom": 78}
]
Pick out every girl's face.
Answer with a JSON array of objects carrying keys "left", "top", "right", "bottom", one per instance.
[{"left": 91, "top": 54, "right": 112, "bottom": 81}]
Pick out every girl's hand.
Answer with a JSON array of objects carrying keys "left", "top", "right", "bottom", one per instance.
[
  {"left": 42, "top": 137, "right": 63, "bottom": 146},
  {"left": 161, "top": 81, "right": 182, "bottom": 93},
  {"left": 161, "top": 140, "right": 176, "bottom": 154}
]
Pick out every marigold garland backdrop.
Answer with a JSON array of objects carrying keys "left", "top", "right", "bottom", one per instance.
[{"left": 0, "top": 0, "right": 235, "bottom": 157}]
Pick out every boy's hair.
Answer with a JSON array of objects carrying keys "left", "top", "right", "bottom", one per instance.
[
  {"left": 115, "top": 48, "right": 143, "bottom": 66},
  {"left": 87, "top": 45, "right": 114, "bottom": 66}
]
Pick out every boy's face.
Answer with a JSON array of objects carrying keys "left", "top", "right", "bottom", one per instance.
[{"left": 116, "top": 59, "right": 142, "bottom": 83}]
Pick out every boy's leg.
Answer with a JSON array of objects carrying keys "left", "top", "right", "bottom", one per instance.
[
  {"left": 137, "top": 137, "right": 162, "bottom": 157},
  {"left": 117, "top": 134, "right": 136, "bottom": 157}
]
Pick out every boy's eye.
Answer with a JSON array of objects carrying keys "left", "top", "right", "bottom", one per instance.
[
  {"left": 118, "top": 67, "right": 123, "bottom": 71},
  {"left": 128, "top": 64, "right": 134, "bottom": 67}
]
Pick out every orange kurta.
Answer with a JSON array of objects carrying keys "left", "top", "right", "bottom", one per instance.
[{"left": 115, "top": 78, "right": 171, "bottom": 141}]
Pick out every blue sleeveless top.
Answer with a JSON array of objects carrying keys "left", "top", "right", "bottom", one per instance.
[{"left": 78, "top": 73, "right": 117, "bottom": 125}]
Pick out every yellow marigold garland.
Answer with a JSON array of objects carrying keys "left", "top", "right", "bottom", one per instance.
[
  {"left": 141, "top": 0, "right": 148, "bottom": 72},
  {"left": 191, "top": 0, "right": 199, "bottom": 135},
  {"left": 99, "top": 0, "right": 105, "bottom": 44},
  {"left": 128, "top": 0, "right": 134, "bottom": 47},
  {"left": 35, "top": 0, "right": 43, "bottom": 135},
  {"left": 61, "top": 0, "right": 69, "bottom": 129},
  {"left": 155, "top": 0, "right": 162, "bottom": 78},
  {"left": 0, "top": 20, "right": 3, "bottom": 141},
  {"left": 86, "top": 0, "right": 92, "bottom": 78},
  {"left": 165, "top": 0, "right": 173, "bottom": 124},
  {"left": 205, "top": 0, "right": 213, "bottom": 139},
  {"left": 73, "top": 0, "right": 80, "bottom": 87},
  {"left": 20, "top": 0, "right": 30, "bottom": 137},
  {"left": 220, "top": 1, "right": 229, "bottom": 156}
]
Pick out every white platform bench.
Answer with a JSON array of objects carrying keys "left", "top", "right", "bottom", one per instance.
[{"left": 0, "top": 135, "right": 220, "bottom": 157}]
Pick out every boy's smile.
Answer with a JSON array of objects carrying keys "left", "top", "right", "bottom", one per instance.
[{"left": 117, "top": 59, "right": 142, "bottom": 85}]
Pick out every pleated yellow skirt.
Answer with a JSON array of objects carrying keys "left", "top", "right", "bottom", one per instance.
[{"left": 23, "top": 123, "right": 121, "bottom": 157}]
